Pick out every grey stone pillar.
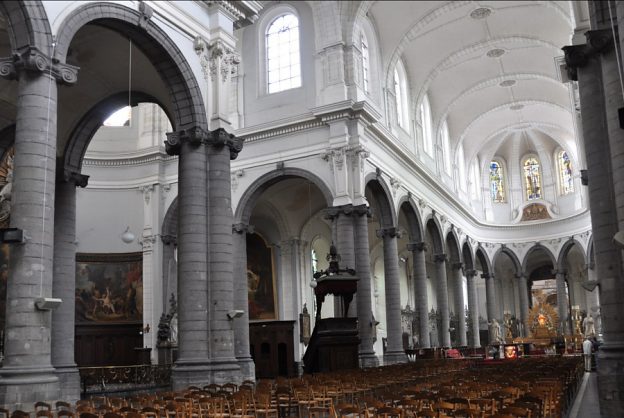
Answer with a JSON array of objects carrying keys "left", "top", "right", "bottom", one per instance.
[
  {"left": 0, "top": 49, "right": 77, "bottom": 407},
  {"left": 326, "top": 205, "right": 356, "bottom": 317},
  {"left": 376, "top": 227, "right": 407, "bottom": 364},
  {"left": 554, "top": 269, "right": 570, "bottom": 335},
  {"left": 206, "top": 129, "right": 241, "bottom": 383},
  {"left": 483, "top": 273, "right": 499, "bottom": 344},
  {"left": 516, "top": 273, "right": 530, "bottom": 337},
  {"left": 161, "top": 235, "right": 177, "bottom": 310},
  {"left": 408, "top": 242, "right": 430, "bottom": 348},
  {"left": 452, "top": 263, "right": 467, "bottom": 347},
  {"left": 434, "top": 254, "right": 451, "bottom": 347},
  {"left": 564, "top": 23, "right": 624, "bottom": 415},
  {"left": 353, "top": 205, "right": 377, "bottom": 367},
  {"left": 232, "top": 223, "right": 254, "bottom": 381},
  {"left": 51, "top": 168, "right": 88, "bottom": 403},
  {"left": 465, "top": 270, "right": 480, "bottom": 347},
  {"left": 165, "top": 127, "right": 211, "bottom": 388}
]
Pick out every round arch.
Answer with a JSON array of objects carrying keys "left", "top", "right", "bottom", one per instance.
[
  {"left": 475, "top": 245, "right": 492, "bottom": 275},
  {"left": 445, "top": 228, "right": 462, "bottom": 263},
  {"left": 423, "top": 215, "right": 444, "bottom": 254},
  {"left": 364, "top": 175, "right": 397, "bottom": 228},
  {"left": 162, "top": 196, "right": 179, "bottom": 238},
  {"left": 54, "top": 2, "right": 206, "bottom": 132},
  {"left": 556, "top": 238, "right": 587, "bottom": 271},
  {"left": 0, "top": 1, "right": 53, "bottom": 55},
  {"left": 0, "top": 124, "right": 15, "bottom": 159},
  {"left": 492, "top": 246, "right": 522, "bottom": 275},
  {"left": 521, "top": 243, "right": 557, "bottom": 273},
  {"left": 397, "top": 197, "right": 424, "bottom": 243},
  {"left": 462, "top": 240, "right": 474, "bottom": 271},
  {"left": 235, "top": 168, "right": 333, "bottom": 224}
]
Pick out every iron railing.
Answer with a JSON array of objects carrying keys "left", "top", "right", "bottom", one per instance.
[{"left": 79, "top": 364, "right": 171, "bottom": 395}]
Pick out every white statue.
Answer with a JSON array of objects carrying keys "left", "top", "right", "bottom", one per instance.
[
  {"left": 170, "top": 313, "right": 178, "bottom": 345},
  {"left": 583, "top": 314, "right": 596, "bottom": 337},
  {"left": 489, "top": 318, "right": 502, "bottom": 344}
]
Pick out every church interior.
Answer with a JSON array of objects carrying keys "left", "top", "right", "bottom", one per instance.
[{"left": 0, "top": 0, "right": 622, "bottom": 416}]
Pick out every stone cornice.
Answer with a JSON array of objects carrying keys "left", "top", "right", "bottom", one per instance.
[
  {"left": 83, "top": 150, "right": 177, "bottom": 167},
  {"left": 201, "top": 1, "right": 261, "bottom": 28}
]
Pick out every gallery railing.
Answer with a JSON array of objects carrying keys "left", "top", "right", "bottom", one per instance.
[{"left": 79, "top": 364, "right": 172, "bottom": 395}]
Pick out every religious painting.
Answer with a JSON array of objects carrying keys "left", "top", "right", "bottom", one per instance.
[
  {"left": 247, "top": 233, "right": 276, "bottom": 320},
  {"left": 531, "top": 278, "right": 559, "bottom": 307},
  {"left": 75, "top": 252, "right": 143, "bottom": 324},
  {"left": 558, "top": 150, "right": 574, "bottom": 195}
]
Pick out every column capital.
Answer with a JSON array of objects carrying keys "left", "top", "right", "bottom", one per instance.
[
  {"left": 433, "top": 253, "right": 447, "bottom": 263},
  {"left": 161, "top": 234, "right": 177, "bottom": 246},
  {"left": 376, "top": 227, "right": 402, "bottom": 239},
  {"left": 451, "top": 262, "right": 464, "bottom": 270},
  {"left": 165, "top": 126, "right": 208, "bottom": 155},
  {"left": 465, "top": 269, "right": 477, "bottom": 277},
  {"left": 232, "top": 222, "right": 254, "bottom": 235},
  {"left": 0, "top": 46, "right": 79, "bottom": 84},
  {"left": 481, "top": 272, "right": 493, "bottom": 279},
  {"left": 407, "top": 241, "right": 427, "bottom": 252},
  {"left": 562, "top": 29, "right": 613, "bottom": 81},
  {"left": 325, "top": 204, "right": 354, "bottom": 219},
  {"left": 352, "top": 204, "right": 372, "bottom": 217},
  {"left": 515, "top": 272, "right": 527, "bottom": 280},
  {"left": 205, "top": 128, "right": 244, "bottom": 160}
]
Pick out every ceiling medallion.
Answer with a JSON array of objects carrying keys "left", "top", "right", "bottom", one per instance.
[
  {"left": 486, "top": 48, "right": 506, "bottom": 58},
  {"left": 499, "top": 79, "right": 516, "bottom": 87},
  {"left": 510, "top": 104, "right": 524, "bottom": 110},
  {"left": 470, "top": 7, "right": 492, "bottom": 19}
]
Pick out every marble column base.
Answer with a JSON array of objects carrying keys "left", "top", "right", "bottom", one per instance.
[
  {"left": 383, "top": 350, "right": 407, "bottom": 365},
  {"left": 55, "top": 367, "right": 80, "bottom": 404},
  {"left": 0, "top": 366, "right": 59, "bottom": 409},
  {"left": 237, "top": 357, "right": 255, "bottom": 382},
  {"left": 597, "top": 342, "right": 624, "bottom": 417},
  {"left": 359, "top": 352, "right": 379, "bottom": 368}
]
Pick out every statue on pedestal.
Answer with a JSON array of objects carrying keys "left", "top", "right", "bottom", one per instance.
[
  {"left": 583, "top": 314, "right": 595, "bottom": 338},
  {"left": 489, "top": 318, "right": 502, "bottom": 344}
]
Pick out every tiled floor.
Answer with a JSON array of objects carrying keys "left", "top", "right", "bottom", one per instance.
[{"left": 569, "top": 372, "right": 600, "bottom": 418}]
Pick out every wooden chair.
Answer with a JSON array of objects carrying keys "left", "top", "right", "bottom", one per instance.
[
  {"left": 56, "top": 402, "right": 73, "bottom": 412},
  {"left": 35, "top": 411, "right": 53, "bottom": 418},
  {"left": 140, "top": 407, "right": 159, "bottom": 418},
  {"left": 308, "top": 405, "right": 332, "bottom": 418},
  {"left": 102, "top": 412, "right": 124, "bottom": 418},
  {"left": 500, "top": 406, "right": 531, "bottom": 418},
  {"left": 78, "top": 413, "right": 99, "bottom": 418},
  {"left": 374, "top": 406, "right": 404, "bottom": 418},
  {"left": 334, "top": 403, "right": 365, "bottom": 418},
  {"left": 10, "top": 413, "right": 29, "bottom": 418},
  {"left": 57, "top": 411, "right": 76, "bottom": 418},
  {"left": 254, "top": 392, "right": 278, "bottom": 418},
  {"left": 0, "top": 408, "right": 9, "bottom": 418}
]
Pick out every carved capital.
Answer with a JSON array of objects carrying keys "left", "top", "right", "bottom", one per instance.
[
  {"left": 352, "top": 204, "right": 372, "bottom": 217},
  {"left": 57, "top": 159, "right": 89, "bottom": 187},
  {"left": 515, "top": 272, "right": 527, "bottom": 280},
  {"left": 376, "top": 227, "right": 402, "bottom": 239},
  {"left": 464, "top": 269, "right": 477, "bottom": 277},
  {"left": 553, "top": 269, "right": 566, "bottom": 277},
  {"left": 586, "top": 29, "right": 613, "bottom": 54},
  {"left": 452, "top": 262, "right": 464, "bottom": 270},
  {"left": 161, "top": 234, "right": 177, "bottom": 246},
  {"left": 138, "top": 1, "right": 154, "bottom": 29},
  {"left": 232, "top": 222, "right": 254, "bottom": 235},
  {"left": 480, "top": 273, "right": 492, "bottom": 279},
  {"left": 140, "top": 234, "right": 157, "bottom": 251},
  {"left": 206, "top": 128, "right": 244, "bottom": 160},
  {"left": 196, "top": 38, "right": 240, "bottom": 83},
  {"left": 433, "top": 253, "right": 447, "bottom": 263},
  {"left": 563, "top": 29, "right": 614, "bottom": 82},
  {"left": 407, "top": 242, "right": 427, "bottom": 252},
  {"left": 325, "top": 204, "right": 354, "bottom": 220},
  {"left": 165, "top": 126, "right": 208, "bottom": 155},
  {"left": 0, "top": 46, "right": 79, "bottom": 84}
]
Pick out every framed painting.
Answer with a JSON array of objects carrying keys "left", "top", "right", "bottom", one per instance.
[
  {"left": 75, "top": 252, "right": 143, "bottom": 324},
  {"left": 246, "top": 233, "right": 277, "bottom": 320}
]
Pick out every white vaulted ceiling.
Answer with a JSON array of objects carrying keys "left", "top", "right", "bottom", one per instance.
[{"left": 366, "top": 0, "right": 581, "bottom": 173}]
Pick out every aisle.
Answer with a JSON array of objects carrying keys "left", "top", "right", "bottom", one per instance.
[{"left": 568, "top": 372, "right": 600, "bottom": 418}]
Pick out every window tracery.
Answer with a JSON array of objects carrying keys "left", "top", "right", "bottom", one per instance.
[{"left": 361, "top": 33, "right": 370, "bottom": 94}]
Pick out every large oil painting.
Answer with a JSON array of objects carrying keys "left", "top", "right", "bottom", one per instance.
[
  {"left": 247, "top": 233, "right": 276, "bottom": 320},
  {"left": 75, "top": 252, "right": 143, "bottom": 324}
]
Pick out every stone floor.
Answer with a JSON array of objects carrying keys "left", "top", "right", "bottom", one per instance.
[{"left": 569, "top": 372, "right": 600, "bottom": 418}]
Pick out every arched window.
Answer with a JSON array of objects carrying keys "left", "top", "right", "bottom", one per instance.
[
  {"left": 489, "top": 160, "right": 505, "bottom": 202},
  {"left": 361, "top": 32, "right": 370, "bottom": 94},
  {"left": 457, "top": 143, "right": 466, "bottom": 188},
  {"left": 441, "top": 120, "right": 451, "bottom": 174},
  {"left": 394, "top": 60, "right": 408, "bottom": 130},
  {"left": 469, "top": 158, "right": 481, "bottom": 199},
  {"left": 420, "top": 94, "right": 433, "bottom": 155},
  {"left": 266, "top": 13, "right": 301, "bottom": 94},
  {"left": 523, "top": 156, "right": 542, "bottom": 200},
  {"left": 557, "top": 150, "right": 574, "bottom": 195}
]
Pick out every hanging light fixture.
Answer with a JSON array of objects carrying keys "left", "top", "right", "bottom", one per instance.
[{"left": 121, "top": 226, "right": 135, "bottom": 243}]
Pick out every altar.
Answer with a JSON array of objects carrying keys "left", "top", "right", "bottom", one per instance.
[{"left": 512, "top": 290, "right": 560, "bottom": 353}]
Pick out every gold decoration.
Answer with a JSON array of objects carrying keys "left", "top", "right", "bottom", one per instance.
[{"left": 527, "top": 290, "right": 559, "bottom": 339}]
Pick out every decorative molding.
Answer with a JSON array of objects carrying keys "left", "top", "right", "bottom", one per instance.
[
  {"left": 563, "top": 29, "right": 613, "bottom": 81},
  {"left": 0, "top": 46, "right": 79, "bottom": 84},
  {"left": 390, "top": 177, "right": 402, "bottom": 196},
  {"left": 82, "top": 151, "right": 177, "bottom": 167},
  {"left": 138, "top": 1, "right": 154, "bottom": 29},
  {"left": 165, "top": 126, "right": 208, "bottom": 155},
  {"left": 140, "top": 234, "right": 158, "bottom": 251},
  {"left": 434, "top": 253, "right": 447, "bottom": 263},
  {"left": 376, "top": 227, "right": 403, "bottom": 239},
  {"left": 407, "top": 242, "right": 427, "bottom": 252},
  {"left": 347, "top": 145, "right": 370, "bottom": 172},
  {"left": 232, "top": 222, "right": 254, "bottom": 234},
  {"left": 141, "top": 184, "right": 154, "bottom": 205},
  {"left": 206, "top": 128, "right": 244, "bottom": 160}
]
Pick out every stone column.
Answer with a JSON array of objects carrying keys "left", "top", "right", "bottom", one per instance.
[
  {"left": 554, "top": 269, "right": 570, "bottom": 335},
  {"left": 0, "top": 48, "right": 78, "bottom": 406},
  {"left": 465, "top": 270, "right": 480, "bottom": 347},
  {"left": 232, "top": 223, "right": 254, "bottom": 380},
  {"left": 161, "top": 235, "right": 177, "bottom": 311},
  {"left": 564, "top": 26, "right": 624, "bottom": 415},
  {"left": 51, "top": 168, "right": 87, "bottom": 403},
  {"left": 434, "top": 254, "right": 451, "bottom": 347},
  {"left": 376, "top": 227, "right": 407, "bottom": 364},
  {"left": 353, "top": 205, "right": 377, "bottom": 367},
  {"left": 326, "top": 205, "right": 356, "bottom": 317},
  {"left": 206, "top": 129, "right": 242, "bottom": 383},
  {"left": 408, "top": 242, "right": 430, "bottom": 348},
  {"left": 516, "top": 273, "right": 530, "bottom": 337},
  {"left": 483, "top": 273, "right": 499, "bottom": 344},
  {"left": 452, "top": 262, "right": 467, "bottom": 347},
  {"left": 165, "top": 127, "right": 211, "bottom": 388}
]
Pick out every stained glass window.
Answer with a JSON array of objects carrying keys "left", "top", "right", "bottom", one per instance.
[
  {"left": 523, "top": 157, "right": 542, "bottom": 200},
  {"left": 558, "top": 150, "right": 574, "bottom": 195},
  {"left": 266, "top": 14, "right": 301, "bottom": 94},
  {"left": 489, "top": 161, "right": 505, "bottom": 202}
]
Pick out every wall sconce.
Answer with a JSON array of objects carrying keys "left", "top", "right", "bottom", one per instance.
[
  {"left": 227, "top": 310, "right": 244, "bottom": 320},
  {"left": 35, "top": 297, "right": 62, "bottom": 311},
  {"left": 121, "top": 226, "right": 135, "bottom": 243}
]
